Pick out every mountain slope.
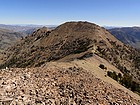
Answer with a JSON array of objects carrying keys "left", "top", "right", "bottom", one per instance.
[
  {"left": 0, "top": 28, "right": 23, "bottom": 52},
  {"left": 109, "top": 27, "right": 140, "bottom": 49},
  {"left": 0, "top": 22, "right": 140, "bottom": 80},
  {"left": 0, "top": 21, "right": 140, "bottom": 104},
  {"left": 0, "top": 22, "right": 122, "bottom": 67},
  {"left": 0, "top": 22, "right": 140, "bottom": 84}
]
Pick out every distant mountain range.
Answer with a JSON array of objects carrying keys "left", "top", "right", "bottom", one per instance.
[
  {"left": 0, "top": 24, "right": 44, "bottom": 35},
  {"left": 108, "top": 27, "right": 140, "bottom": 49},
  {"left": 0, "top": 24, "right": 44, "bottom": 53},
  {"left": 0, "top": 24, "right": 56, "bottom": 52},
  {"left": 103, "top": 26, "right": 122, "bottom": 29},
  {"left": 0, "top": 24, "right": 56, "bottom": 35},
  {"left": 0, "top": 28, "right": 24, "bottom": 52}
]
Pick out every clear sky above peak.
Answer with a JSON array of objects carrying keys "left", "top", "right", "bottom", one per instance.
[{"left": 0, "top": 0, "right": 140, "bottom": 26}]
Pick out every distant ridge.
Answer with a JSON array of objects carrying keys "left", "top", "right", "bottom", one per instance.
[
  {"left": 109, "top": 27, "right": 140, "bottom": 49},
  {"left": 0, "top": 28, "right": 24, "bottom": 52},
  {"left": 0, "top": 24, "right": 42, "bottom": 34},
  {"left": 103, "top": 26, "right": 122, "bottom": 29}
]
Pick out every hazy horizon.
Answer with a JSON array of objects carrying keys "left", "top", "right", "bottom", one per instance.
[
  {"left": 0, "top": 0, "right": 140, "bottom": 27},
  {"left": 1, "top": 22, "right": 140, "bottom": 28}
]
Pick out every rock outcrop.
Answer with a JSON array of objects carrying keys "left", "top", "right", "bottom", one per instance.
[{"left": 0, "top": 62, "right": 140, "bottom": 104}]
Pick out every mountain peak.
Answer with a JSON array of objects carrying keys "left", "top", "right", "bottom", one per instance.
[
  {"left": 0, "top": 21, "right": 140, "bottom": 104},
  {"left": 0, "top": 21, "right": 123, "bottom": 68}
]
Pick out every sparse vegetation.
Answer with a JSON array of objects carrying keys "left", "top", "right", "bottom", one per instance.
[
  {"left": 107, "top": 71, "right": 140, "bottom": 95},
  {"left": 134, "top": 57, "right": 140, "bottom": 69}
]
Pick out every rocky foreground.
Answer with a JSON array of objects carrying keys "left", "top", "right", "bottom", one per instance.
[{"left": 0, "top": 62, "right": 140, "bottom": 105}]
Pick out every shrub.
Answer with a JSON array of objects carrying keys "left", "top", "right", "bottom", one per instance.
[
  {"left": 99, "top": 64, "right": 107, "bottom": 70},
  {"left": 120, "top": 74, "right": 132, "bottom": 88},
  {"left": 107, "top": 71, "right": 118, "bottom": 81},
  {"left": 118, "top": 73, "right": 122, "bottom": 78}
]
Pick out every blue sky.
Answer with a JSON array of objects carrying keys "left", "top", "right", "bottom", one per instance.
[{"left": 0, "top": 0, "right": 140, "bottom": 26}]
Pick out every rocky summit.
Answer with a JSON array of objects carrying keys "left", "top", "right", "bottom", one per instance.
[{"left": 0, "top": 62, "right": 140, "bottom": 105}]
